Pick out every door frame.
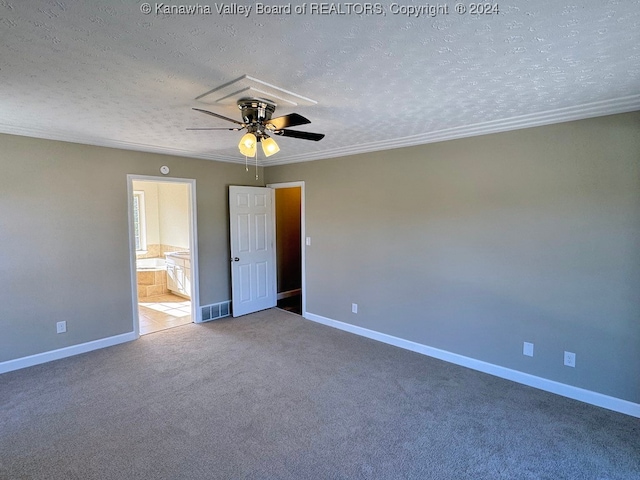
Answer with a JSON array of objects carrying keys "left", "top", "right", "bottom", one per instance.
[
  {"left": 267, "top": 181, "right": 306, "bottom": 316},
  {"left": 127, "top": 174, "right": 201, "bottom": 336}
]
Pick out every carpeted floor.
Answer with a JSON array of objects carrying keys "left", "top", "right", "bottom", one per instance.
[{"left": 1, "top": 308, "right": 638, "bottom": 479}]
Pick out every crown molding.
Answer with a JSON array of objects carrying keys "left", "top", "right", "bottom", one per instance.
[
  {"left": 1, "top": 95, "right": 639, "bottom": 167},
  {"left": 0, "top": 123, "right": 244, "bottom": 164},
  {"left": 264, "top": 94, "right": 640, "bottom": 166}
]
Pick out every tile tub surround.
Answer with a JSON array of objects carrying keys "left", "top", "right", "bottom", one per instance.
[
  {"left": 136, "top": 244, "right": 161, "bottom": 259},
  {"left": 135, "top": 248, "right": 190, "bottom": 299},
  {"left": 136, "top": 264, "right": 168, "bottom": 299}
]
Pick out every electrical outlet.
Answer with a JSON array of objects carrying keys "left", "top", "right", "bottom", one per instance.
[
  {"left": 523, "top": 342, "right": 534, "bottom": 357},
  {"left": 564, "top": 351, "right": 576, "bottom": 367},
  {"left": 56, "top": 321, "right": 67, "bottom": 334},
  {"left": 351, "top": 303, "right": 358, "bottom": 314},
  {"left": 306, "top": 237, "right": 311, "bottom": 246}
]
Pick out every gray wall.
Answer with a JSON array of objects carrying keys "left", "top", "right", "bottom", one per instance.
[
  {"left": 0, "top": 134, "right": 261, "bottom": 362},
  {"left": 2, "top": 112, "right": 639, "bottom": 404},
  {"left": 265, "top": 112, "right": 640, "bottom": 403}
]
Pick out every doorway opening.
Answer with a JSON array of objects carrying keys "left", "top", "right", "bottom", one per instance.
[
  {"left": 270, "top": 183, "right": 304, "bottom": 316},
  {"left": 128, "top": 176, "right": 199, "bottom": 335}
]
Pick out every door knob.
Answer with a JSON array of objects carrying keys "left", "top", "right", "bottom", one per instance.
[{"left": 233, "top": 257, "right": 240, "bottom": 262}]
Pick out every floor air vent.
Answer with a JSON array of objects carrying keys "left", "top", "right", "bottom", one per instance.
[{"left": 201, "top": 301, "right": 231, "bottom": 322}]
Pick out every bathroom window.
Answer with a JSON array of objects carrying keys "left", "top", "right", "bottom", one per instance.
[{"left": 133, "top": 191, "right": 147, "bottom": 252}]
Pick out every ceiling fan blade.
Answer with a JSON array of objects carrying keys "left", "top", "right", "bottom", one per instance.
[
  {"left": 267, "top": 113, "right": 311, "bottom": 130},
  {"left": 274, "top": 129, "right": 325, "bottom": 141},
  {"left": 192, "top": 108, "right": 244, "bottom": 125},
  {"left": 186, "top": 127, "right": 243, "bottom": 131}
]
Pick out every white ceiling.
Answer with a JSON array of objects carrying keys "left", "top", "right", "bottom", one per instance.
[{"left": 2, "top": 0, "right": 639, "bottom": 166}]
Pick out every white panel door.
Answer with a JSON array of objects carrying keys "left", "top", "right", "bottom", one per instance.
[{"left": 229, "top": 186, "right": 276, "bottom": 317}]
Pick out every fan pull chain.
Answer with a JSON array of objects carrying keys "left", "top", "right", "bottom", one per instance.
[
  {"left": 245, "top": 155, "right": 248, "bottom": 172},
  {"left": 255, "top": 150, "right": 258, "bottom": 180}
]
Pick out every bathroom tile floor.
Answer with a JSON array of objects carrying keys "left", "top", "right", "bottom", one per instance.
[{"left": 138, "top": 293, "right": 192, "bottom": 335}]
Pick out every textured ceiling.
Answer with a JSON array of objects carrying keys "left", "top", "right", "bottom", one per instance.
[{"left": 1, "top": 0, "right": 639, "bottom": 166}]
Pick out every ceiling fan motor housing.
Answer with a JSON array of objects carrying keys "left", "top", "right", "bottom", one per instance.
[{"left": 237, "top": 97, "right": 276, "bottom": 125}]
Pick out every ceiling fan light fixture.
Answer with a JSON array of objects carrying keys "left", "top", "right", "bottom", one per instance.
[
  {"left": 261, "top": 136, "right": 280, "bottom": 157},
  {"left": 238, "top": 132, "right": 257, "bottom": 156},
  {"left": 191, "top": 98, "right": 323, "bottom": 162}
]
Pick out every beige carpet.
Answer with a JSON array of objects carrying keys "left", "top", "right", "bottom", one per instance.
[{"left": 1, "top": 308, "right": 638, "bottom": 479}]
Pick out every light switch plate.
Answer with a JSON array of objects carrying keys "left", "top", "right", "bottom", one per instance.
[{"left": 523, "top": 342, "right": 534, "bottom": 357}]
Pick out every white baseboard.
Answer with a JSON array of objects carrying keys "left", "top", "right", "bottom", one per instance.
[
  {"left": 0, "top": 331, "right": 138, "bottom": 375},
  {"left": 304, "top": 312, "right": 640, "bottom": 418}
]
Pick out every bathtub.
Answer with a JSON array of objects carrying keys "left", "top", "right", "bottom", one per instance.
[
  {"left": 136, "top": 258, "right": 168, "bottom": 298},
  {"left": 136, "top": 257, "right": 166, "bottom": 271}
]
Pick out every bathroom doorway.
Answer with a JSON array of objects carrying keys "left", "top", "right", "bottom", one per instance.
[{"left": 127, "top": 175, "right": 199, "bottom": 335}]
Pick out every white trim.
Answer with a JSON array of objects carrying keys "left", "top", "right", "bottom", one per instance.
[
  {"left": 0, "top": 332, "right": 137, "bottom": 375},
  {"left": 0, "top": 125, "right": 242, "bottom": 163},
  {"left": 261, "top": 95, "right": 640, "bottom": 166},
  {"left": 195, "top": 74, "right": 318, "bottom": 106},
  {"left": 304, "top": 312, "right": 640, "bottom": 418},
  {"left": 188, "top": 180, "right": 201, "bottom": 322},
  {"left": 127, "top": 175, "right": 201, "bottom": 327},
  {"left": 127, "top": 178, "right": 141, "bottom": 336},
  {"left": 267, "top": 181, "right": 306, "bottom": 315},
  {"left": 4, "top": 96, "right": 637, "bottom": 167}
]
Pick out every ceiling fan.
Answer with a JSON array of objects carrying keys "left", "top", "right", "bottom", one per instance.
[{"left": 188, "top": 97, "right": 325, "bottom": 158}]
